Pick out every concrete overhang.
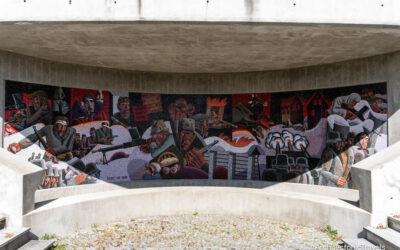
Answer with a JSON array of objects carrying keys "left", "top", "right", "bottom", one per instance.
[{"left": 0, "top": 0, "right": 399, "bottom": 73}]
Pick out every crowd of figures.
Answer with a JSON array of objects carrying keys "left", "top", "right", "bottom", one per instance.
[{"left": 3, "top": 81, "right": 388, "bottom": 189}]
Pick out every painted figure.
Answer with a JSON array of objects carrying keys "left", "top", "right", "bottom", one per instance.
[
  {"left": 328, "top": 93, "right": 361, "bottom": 120},
  {"left": 232, "top": 95, "right": 269, "bottom": 142},
  {"left": 87, "top": 127, "right": 98, "bottom": 149},
  {"left": 178, "top": 118, "right": 209, "bottom": 172},
  {"left": 352, "top": 132, "right": 373, "bottom": 164},
  {"left": 112, "top": 96, "right": 133, "bottom": 127},
  {"left": 26, "top": 90, "right": 52, "bottom": 126},
  {"left": 140, "top": 120, "right": 175, "bottom": 158},
  {"left": 71, "top": 90, "right": 107, "bottom": 125},
  {"left": 96, "top": 121, "right": 114, "bottom": 145},
  {"left": 52, "top": 87, "right": 70, "bottom": 116},
  {"left": 8, "top": 116, "right": 76, "bottom": 161},
  {"left": 319, "top": 131, "right": 347, "bottom": 188},
  {"left": 140, "top": 120, "right": 183, "bottom": 179}
]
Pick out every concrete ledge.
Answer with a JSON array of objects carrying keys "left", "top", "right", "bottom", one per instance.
[
  {"left": 352, "top": 141, "right": 400, "bottom": 226},
  {"left": 35, "top": 180, "right": 359, "bottom": 203},
  {"left": 26, "top": 186, "right": 369, "bottom": 238},
  {"left": 0, "top": 148, "right": 43, "bottom": 228}
]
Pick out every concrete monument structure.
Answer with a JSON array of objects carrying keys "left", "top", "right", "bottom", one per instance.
[{"left": 0, "top": 0, "right": 399, "bottom": 249}]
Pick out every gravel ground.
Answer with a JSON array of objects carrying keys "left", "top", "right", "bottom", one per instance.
[{"left": 53, "top": 214, "right": 342, "bottom": 249}]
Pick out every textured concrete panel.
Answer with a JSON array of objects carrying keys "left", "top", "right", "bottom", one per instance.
[{"left": 0, "top": 23, "right": 399, "bottom": 73}]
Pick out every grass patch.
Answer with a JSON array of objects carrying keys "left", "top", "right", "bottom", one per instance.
[
  {"left": 41, "top": 233, "right": 67, "bottom": 250},
  {"left": 322, "top": 225, "right": 342, "bottom": 242},
  {"left": 40, "top": 233, "right": 57, "bottom": 240},
  {"left": 280, "top": 224, "right": 290, "bottom": 231}
]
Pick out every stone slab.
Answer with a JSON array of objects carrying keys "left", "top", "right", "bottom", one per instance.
[
  {"left": 365, "top": 226, "right": 400, "bottom": 250},
  {"left": 388, "top": 216, "right": 400, "bottom": 233},
  {"left": 342, "top": 238, "right": 380, "bottom": 250},
  {"left": 18, "top": 240, "right": 55, "bottom": 250},
  {"left": 0, "top": 227, "right": 30, "bottom": 250}
]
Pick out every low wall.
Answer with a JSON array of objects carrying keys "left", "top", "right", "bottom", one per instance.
[
  {"left": 352, "top": 140, "right": 400, "bottom": 226},
  {"left": 35, "top": 179, "right": 360, "bottom": 203},
  {"left": 0, "top": 148, "right": 42, "bottom": 228},
  {"left": 25, "top": 185, "right": 369, "bottom": 238}
]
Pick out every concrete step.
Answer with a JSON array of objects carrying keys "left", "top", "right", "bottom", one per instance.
[
  {"left": 0, "top": 217, "right": 5, "bottom": 230},
  {"left": 364, "top": 226, "right": 400, "bottom": 250},
  {"left": 0, "top": 227, "right": 30, "bottom": 250},
  {"left": 342, "top": 238, "right": 381, "bottom": 250},
  {"left": 18, "top": 239, "right": 55, "bottom": 250},
  {"left": 388, "top": 216, "right": 400, "bottom": 233}
]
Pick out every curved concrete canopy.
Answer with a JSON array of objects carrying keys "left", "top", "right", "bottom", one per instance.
[{"left": 0, "top": 23, "right": 399, "bottom": 73}]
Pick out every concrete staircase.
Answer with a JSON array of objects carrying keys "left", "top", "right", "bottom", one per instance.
[
  {"left": 342, "top": 216, "right": 400, "bottom": 250},
  {"left": 0, "top": 216, "right": 55, "bottom": 250}
]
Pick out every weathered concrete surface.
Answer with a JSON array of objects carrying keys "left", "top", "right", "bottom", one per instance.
[
  {"left": 0, "top": 148, "right": 43, "bottom": 228},
  {"left": 0, "top": 23, "right": 399, "bottom": 73},
  {"left": 35, "top": 179, "right": 359, "bottom": 203},
  {"left": 386, "top": 52, "right": 400, "bottom": 146},
  {"left": 0, "top": 0, "right": 399, "bottom": 25},
  {"left": 352, "top": 141, "right": 400, "bottom": 227},
  {"left": 25, "top": 186, "right": 371, "bottom": 238}
]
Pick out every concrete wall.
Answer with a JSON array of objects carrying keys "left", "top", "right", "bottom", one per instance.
[
  {"left": 1, "top": 0, "right": 400, "bottom": 26},
  {"left": 0, "top": 148, "right": 42, "bottom": 228},
  {"left": 0, "top": 50, "right": 399, "bottom": 146},
  {"left": 24, "top": 185, "right": 371, "bottom": 238}
]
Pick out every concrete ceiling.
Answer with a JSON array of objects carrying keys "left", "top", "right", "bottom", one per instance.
[{"left": 0, "top": 23, "right": 399, "bottom": 73}]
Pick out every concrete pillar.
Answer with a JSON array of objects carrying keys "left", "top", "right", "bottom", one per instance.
[
  {"left": 386, "top": 53, "right": 400, "bottom": 145},
  {"left": 352, "top": 141, "right": 400, "bottom": 226}
]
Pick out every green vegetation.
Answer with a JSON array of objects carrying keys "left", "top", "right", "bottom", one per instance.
[
  {"left": 323, "top": 225, "right": 342, "bottom": 242},
  {"left": 41, "top": 233, "right": 66, "bottom": 250},
  {"left": 193, "top": 211, "right": 199, "bottom": 216},
  {"left": 280, "top": 224, "right": 290, "bottom": 231},
  {"left": 50, "top": 244, "right": 67, "bottom": 250},
  {"left": 114, "top": 223, "right": 123, "bottom": 228},
  {"left": 40, "top": 233, "right": 56, "bottom": 240}
]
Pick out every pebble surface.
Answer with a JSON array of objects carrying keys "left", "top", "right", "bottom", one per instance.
[{"left": 54, "top": 214, "right": 342, "bottom": 249}]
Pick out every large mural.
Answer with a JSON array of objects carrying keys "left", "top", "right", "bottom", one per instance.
[{"left": 3, "top": 81, "right": 388, "bottom": 189}]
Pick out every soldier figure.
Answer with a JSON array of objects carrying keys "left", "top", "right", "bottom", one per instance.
[
  {"left": 96, "top": 121, "right": 114, "bottom": 145},
  {"left": 319, "top": 131, "right": 347, "bottom": 188},
  {"left": 112, "top": 96, "right": 133, "bottom": 127},
  {"left": 8, "top": 116, "right": 76, "bottom": 161},
  {"left": 178, "top": 118, "right": 209, "bottom": 173}
]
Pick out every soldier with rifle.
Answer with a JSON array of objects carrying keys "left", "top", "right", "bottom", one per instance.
[
  {"left": 177, "top": 118, "right": 211, "bottom": 173},
  {"left": 8, "top": 116, "right": 76, "bottom": 162},
  {"left": 96, "top": 121, "right": 115, "bottom": 145}
]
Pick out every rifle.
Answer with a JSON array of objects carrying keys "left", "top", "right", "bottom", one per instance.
[
  {"left": 32, "top": 126, "right": 73, "bottom": 162},
  {"left": 341, "top": 103, "right": 369, "bottom": 121},
  {"left": 219, "top": 120, "right": 238, "bottom": 128},
  {"left": 111, "top": 116, "right": 129, "bottom": 128},
  {"left": 92, "top": 138, "right": 147, "bottom": 164},
  {"left": 199, "top": 140, "right": 219, "bottom": 154},
  {"left": 183, "top": 140, "right": 219, "bottom": 165}
]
